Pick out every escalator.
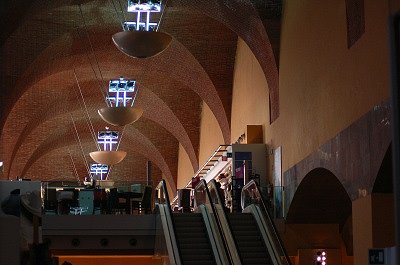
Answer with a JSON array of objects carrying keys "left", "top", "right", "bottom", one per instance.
[
  {"left": 155, "top": 179, "right": 290, "bottom": 265},
  {"left": 205, "top": 179, "right": 292, "bottom": 265},
  {"left": 227, "top": 212, "right": 273, "bottom": 265},
  {"left": 155, "top": 180, "right": 229, "bottom": 265},
  {"left": 173, "top": 213, "right": 216, "bottom": 265}
]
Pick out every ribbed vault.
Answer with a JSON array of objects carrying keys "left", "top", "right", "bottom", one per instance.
[{"left": 0, "top": 0, "right": 278, "bottom": 194}]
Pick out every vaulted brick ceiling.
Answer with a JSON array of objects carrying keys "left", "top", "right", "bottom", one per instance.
[{"left": 0, "top": 0, "right": 280, "bottom": 194}]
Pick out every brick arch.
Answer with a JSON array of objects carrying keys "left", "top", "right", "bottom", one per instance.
[
  {"left": 19, "top": 119, "right": 177, "bottom": 194},
  {"left": 170, "top": 0, "right": 280, "bottom": 122},
  {"left": 3, "top": 23, "right": 231, "bottom": 145},
  {"left": 286, "top": 167, "right": 351, "bottom": 225},
  {"left": 25, "top": 146, "right": 163, "bottom": 187},
  {"left": 1, "top": 27, "right": 230, "bottom": 175},
  {"left": 3, "top": 75, "right": 200, "bottom": 178}
]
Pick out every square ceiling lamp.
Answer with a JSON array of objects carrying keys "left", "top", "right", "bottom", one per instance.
[
  {"left": 112, "top": 0, "right": 172, "bottom": 58},
  {"left": 90, "top": 164, "right": 109, "bottom": 181},
  {"left": 98, "top": 77, "right": 143, "bottom": 126}
]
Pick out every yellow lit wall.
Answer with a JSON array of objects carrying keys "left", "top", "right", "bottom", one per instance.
[
  {"left": 177, "top": 143, "right": 194, "bottom": 189},
  {"left": 269, "top": 0, "right": 390, "bottom": 172},
  {"left": 178, "top": 0, "right": 391, "bottom": 187},
  {"left": 198, "top": 102, "right": 224, "bottom": 166},
  {"left": 231, "top": 38, "right": 270, "bottom": 143}
]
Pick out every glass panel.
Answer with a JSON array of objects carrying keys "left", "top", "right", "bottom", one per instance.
[
  {"left": 98, "top": 130, "right": 119, "bottom": 151},
  {"left": 90, "top": 164, "right": 109, "bottom": 180},
  {"left": 107, "top": 77, "right": 137, "bottom": 107},
  {"left": 127, "top": 0, "right": 162, "bottom": 12}
]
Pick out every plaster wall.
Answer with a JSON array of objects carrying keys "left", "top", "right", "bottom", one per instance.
[
  {"left": 198, "top": 102, "right": 224, "bottom": 167},
  {"left": 177, "top": 144, "right": 194, "bottom": 189},
  {"left": 231, "top": 38, "right": 270, "bottom": 144},
  {"left": 268, "top": 0, "right": 389, "bottom": 172}
]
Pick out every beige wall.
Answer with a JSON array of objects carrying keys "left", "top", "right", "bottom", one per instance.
[
  {"left": 181, "top": 0, "right": 391, "bottom": 180},
  {"left": 371, "top": 193, "right": 395, "bottom": 247},
  {"left": 231, "top": 38, "right": 270, "bottom": 143},
  {"left": 177, "top": 144, "right": 194, "bottom": 189},
  {"left": 198, "top": 102, "right": 224, "bottom": 166},
  {"left": 352, "top": 194, "right": 394, "bottom": 265},
  {"left": 352, "top": 195, "right": 373, "bottom": 265},
  {"left": 176, "top": 102, "right": 222, "bottom": 190},
  {"left": 266, "top": 0, "right": 390, "bottom": 171},
  {"left": 173, "top": 1, "right": 393, "bottom": 263}
]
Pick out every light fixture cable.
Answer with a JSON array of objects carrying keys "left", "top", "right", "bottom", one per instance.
[
  {"left": 156, "top": 0, "right": 169, "bottom": 32},
  {"left": 72, "top": 69, "right": 101, "bottom": 151},
  {"left": 67, "top": 146, "right": 80, "bottom": 182},
  {"left": 70, "top": 113, "right": 91, "bottom": 176},
  {"left": 110, "top": 0, "right": 126, "bottom": 30},
  {"left": 77, "top": 4, "right": 110, "bottom": 107}
]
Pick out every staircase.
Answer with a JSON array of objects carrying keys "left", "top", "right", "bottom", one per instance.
[
  {"left": 173, "top": 213, "right": 216, "bottom": 265},
  {"left": 228, "top": 213, "right": 273, "bottom": 265}
]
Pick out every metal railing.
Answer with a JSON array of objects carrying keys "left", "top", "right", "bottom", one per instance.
[
  {"left": 155, "top": 180, "right": 181, "bottom": 265},
  {"left": 193, "top": 179, "right": 230, "bottom": 265},
  {"left": 241, "top": 180, "right": 291, "bottom": 265},
  {"left": 195, "top": 179, "right": 242, "bottom": 265}
]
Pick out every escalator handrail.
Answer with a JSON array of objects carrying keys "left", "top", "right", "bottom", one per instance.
[
  {"left": 155, "top": 179, "right": 171, "bottom": 206},
  {"left": 241, "top": 180, "right": 292, "bottom": 265},
  {"left": 194, "top": 179, "right": 228, "bottom": 264},
  {"left": 194, "top": 179, "right": 233, "bottom": 265},
  {"left": 155, "top": 180, "right": 181, "bottom": 265},
  {"left": 200, "top": 179, "right": 242, "bottom": 265}
]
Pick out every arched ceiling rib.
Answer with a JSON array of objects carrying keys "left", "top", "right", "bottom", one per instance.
[
  {"left": 0, "top": 0, "right": 277, "bottom": 190},
  {"left": 4, "top": 75, "right": 200, "bottom": 179},
  {"left": 19, "top": 119, "right": 177, "bottom": 193},
  {"left": 170, "top": 0, "right": 280, "bottom": 122}
]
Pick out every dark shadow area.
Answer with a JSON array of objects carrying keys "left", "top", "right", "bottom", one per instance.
[
  {"left": 372, "top": 144, "right": 393, "bottom": 193},
  {"left": 286, "top": 167, "right": 351, "bottom": 226}
]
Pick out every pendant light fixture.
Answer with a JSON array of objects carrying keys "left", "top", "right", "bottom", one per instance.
[
  {"left": 112, "top": 0, "right": 172, "bottom": 58},
  {"left": 97, "top": 77, "right": 143, "bottom": 126},
  {"left": 89, "top": 150, "right": 127, "bottom": 165},
  {"left": 89, "top": 128, "right": 127, "bottom": 165}
]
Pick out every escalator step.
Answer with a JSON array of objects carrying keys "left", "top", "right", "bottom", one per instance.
[
  {"left": 180, "top": 248, "right": 213, "bottom": 256},
  {"left": 176, "top": 239, "right": 213, "bottom": 249},
  {"left": 235, "top": 234, "right": 262, "bottom": 239},
  {"left": 172, "top": 213, "right": 216, "bottom": 265},
  {"left": 236, "top": 241, "right": 265, "bottom": 249},
  {"left": 175, "top": 226, "right": 206, "bottom": 231},
  {"left": 179, "top": 236, "right": 208, "bottom": 244},
  {"left": 229, "top": 217, "right": 254, "bottom": 222},
  {"left": 242, "top": 258, "right": 272, "bottom": 265},
  {"left": 239, "top": 250, "right": 269, "bottom": 257},
  {"left": 232, "top": 229, "right": 259, "bottom": 236},
  {"left": 181, "top": 258, "right": 214, "bottom": 264},
  {"left": 227, "top": 213, "right": 274, "bottom": 265}
]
